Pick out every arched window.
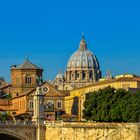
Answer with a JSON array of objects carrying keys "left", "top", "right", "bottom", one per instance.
[
  {"left": 46, "top": 101, "right": 54, "bottom": 110},
  {"left": 25, "top": 75, "right": 32, "bottom": 84},
  {"left": 75, "top": 71, "right": 80, "bottom": 80},
  {"left": 29, "top": 100, "right": 33, "bottom": 109},
  {"left": 82, "top": 72, "right": 86, "bottom": 80},
  {"left": 89, "top": 71, "right": 93, "bottom": 80}
]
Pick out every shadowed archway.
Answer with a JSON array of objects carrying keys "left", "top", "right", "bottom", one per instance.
[
  {"left": 71, "top": 96, "right": 79, "bottom": 115},
  {"left": 0, "top": 133, "right": 22, "bottom": 140},
  {"left": 0, "top": 124, "right": 37, "bottom": 140}
]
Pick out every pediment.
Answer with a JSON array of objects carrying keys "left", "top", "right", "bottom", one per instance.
[
  {"left": 41, "top": 81, "right": 65, "bottom": 97},
  {"left": 26, "top": 81, "right": 65, "bottom": 97}
]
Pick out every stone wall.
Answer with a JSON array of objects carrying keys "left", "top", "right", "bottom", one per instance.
[{"left": 45, "top": 122, "right": 140, "bottom": 140}]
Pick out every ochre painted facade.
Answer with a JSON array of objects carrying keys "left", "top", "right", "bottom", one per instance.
[
  {"left": 11, "top": 62, "right": 43, "bottom": 98},
  {"left": 9, "top": 82, "right": 65, "bottom": 120},
  {"left": 65, "top": 74, "right": 140, "bottom": 120},
  {"left": 12, "top": 96, "right": 27, "bottom": 115},
  {"left": 0, "top": 59, "right": 65, "bottom": 121}
]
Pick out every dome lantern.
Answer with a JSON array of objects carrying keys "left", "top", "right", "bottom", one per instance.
[{"left": 78, "top": 33, "right": 87, "bottom": 51}]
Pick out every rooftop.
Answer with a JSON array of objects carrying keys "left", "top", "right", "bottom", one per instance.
[
  {"left": 72, "top": 74, "right": 140, "bottom": 91},
  {"left": 11, "top": 59, "right": 43, "bottom": 70}
]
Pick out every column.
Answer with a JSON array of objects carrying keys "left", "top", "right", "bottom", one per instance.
[
  {"left": 67, "top": 71, "right": 70, "bottom": 82},
  {"left": 79, "top": 71, "right": 82, "bottom": 81},
  {"left": 73, "top": 71, "right": 76, "bottom": 81},
  {"left": 86, "top": 71, "right": 89, "bottom": 82}
]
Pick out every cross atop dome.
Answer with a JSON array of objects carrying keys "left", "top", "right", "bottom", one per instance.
[
  {"left": 25, "top": 56, "right": 29, "bottom": 61},
  {"left": 82, "top": 32, "right": 85, "bottom": 40},
  {"left": 59, "top": 69, "right": 62, "bottom": 74}
]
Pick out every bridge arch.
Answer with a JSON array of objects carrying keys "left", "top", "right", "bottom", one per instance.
[
  {"left": 0, "top": 130, "right": 26, "bottom": 140},
  {"left": 0, "top": 125, "right": 36, "bottom": 140}
]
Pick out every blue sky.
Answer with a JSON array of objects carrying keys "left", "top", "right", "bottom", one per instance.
[{"left": 0, "top": 0, "right": 140, "bottom": 82}]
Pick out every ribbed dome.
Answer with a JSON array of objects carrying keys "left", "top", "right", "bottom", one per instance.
[{"left": 67, "top": 36, "right": 100, "bottom": 70}]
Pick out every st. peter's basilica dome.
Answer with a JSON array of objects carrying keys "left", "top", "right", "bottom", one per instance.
[
  {"left": 53, "top": 34, "right": 102, "bottom": 91},
  {"left": 65, "top": 35, "right": 101, "bottom": 83},
  {"left": 67, "top": 36, "right": 100, "bottom": 70}
]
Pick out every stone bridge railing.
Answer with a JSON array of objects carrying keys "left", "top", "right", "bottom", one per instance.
[
  {"left": 0, "top": 121, "right": 36, "bottom": 140},
  {"left": 0, "top": 120, "right": 33, "bottom": 125},
  {"left": 45, "top": 121, "right": 140, "bottom": 140},
  {"left": 0, "top": 121, "right": 140, "bottom": 140},
  {"left": 0, "top": 120, "right": 46, "bottom": 140}
]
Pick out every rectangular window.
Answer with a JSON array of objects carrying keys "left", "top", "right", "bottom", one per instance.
[
  {"left": 29, "top": 100, "right": 33, "bottom": 109},
  {"left": 16, "top": 76, "right": 20, "bottom": 85},
  {"left": 82, "top": 72, "right": 86, "bottom": 80},
  {"left": 75, "top": 71, "right": 79, "bottom": 80},
  {"left": 89, "top": 72, "right": 93, "bottom": 79},
  {"left": 57, "top": 101, "right": 62, "bottom": 109}
]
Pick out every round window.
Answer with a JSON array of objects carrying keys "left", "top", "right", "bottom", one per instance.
[{"left": 42, "top": 86, "right": 49, "bottom": 93}]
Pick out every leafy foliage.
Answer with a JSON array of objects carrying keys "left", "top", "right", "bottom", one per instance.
[
  {"left": 0, "top": 91, "right": 12, "bottom": 99},
  {"left": 83, "top": 86, "right": 140, "bottom": 122},
  {"left": 0, "top": 112, "right": 9, "bottom": 121}
]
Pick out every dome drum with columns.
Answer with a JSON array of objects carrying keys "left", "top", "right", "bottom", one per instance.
[{"left": 52, "top": 35, "right": 102, "bottom": 90}]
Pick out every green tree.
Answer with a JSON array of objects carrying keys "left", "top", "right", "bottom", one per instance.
[{"left": 83, "top": 86, "right": 140, "bottom": 122}]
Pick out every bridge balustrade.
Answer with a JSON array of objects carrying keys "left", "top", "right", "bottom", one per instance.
[{"left": 0, "top": 120, "right": 33, "bottom": 126}]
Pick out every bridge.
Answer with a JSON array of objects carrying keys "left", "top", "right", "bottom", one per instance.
[
  {"left": 0, "top": 121, "right": 46, "bottom": 140},
  {"left": 0, "top": 87, "right": 139, "bottom": 140},
  {"left": 0, "top": 121, "right": 140, "bottom": 140},
  {"left": 0, "top": 87, "right": 47, "bottom": 140}
]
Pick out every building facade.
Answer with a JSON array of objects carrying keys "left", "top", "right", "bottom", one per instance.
[
  {"left": 11, "top": 81, "right": 65, "bottom": 121},
  {"left": 64, "top": 74, "right": 140, "bottom": 120},
  {"left": 0, "top": 59, "right": 66, "bottom": 121},
  {"left": 11, "top": 58, "right": 43, "bottom": 97}
]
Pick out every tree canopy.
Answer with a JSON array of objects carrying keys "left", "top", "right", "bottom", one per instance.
[{"left": 83, "top": 86, "right": 140, "bottom": 122}]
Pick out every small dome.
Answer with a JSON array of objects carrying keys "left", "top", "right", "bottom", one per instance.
[
  {"left": 67, "top": 36, "right": 100, "bottom": 70},
  {"left": 55, "top": 70, "right": 65, "bottom": 81}
]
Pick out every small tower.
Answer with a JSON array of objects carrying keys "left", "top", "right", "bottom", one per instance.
[
  {"left": 11, "top": 58, "right": 43, "bottom": 97},
  {"left": 106, "top": 70, "right": 112, "bottom": 80},
  {"left": 32, "top": 87, "right": 45, "bottom": 125}
]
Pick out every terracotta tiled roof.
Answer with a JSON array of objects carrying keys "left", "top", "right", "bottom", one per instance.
[
  {"left": 11, "top": 59, "right": 43, "bottom": 70},
  {"left": 13, "top": 112, "right": 32, "bottom": 117},
  {"left": 12, "top": 88, "right": 36, "bottom": 99},
  {"left": 59, "top": 113, "right": 78, "bottom": 118},
  {"left": 12, "top": 81, "right": 65, "bottom": 99},
  {"left": 0, "top": 99, "right": 12, "bottom": 106},
  {"left": 0, "top": 84, "right": 12, "bottom": 90},
  {"left": 73, "top": 76, "right": 140, "bottom": 91}
]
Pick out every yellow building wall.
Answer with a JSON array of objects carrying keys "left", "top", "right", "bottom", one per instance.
[
  {"left": 65, "top": 79, "right": 140, "bottom": 120},
  {"left": 12, "top": 96, "right": 27, "bottom": 115},
  {"left": 64, "top": 97, "right": 74, "bottom": 115}
]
